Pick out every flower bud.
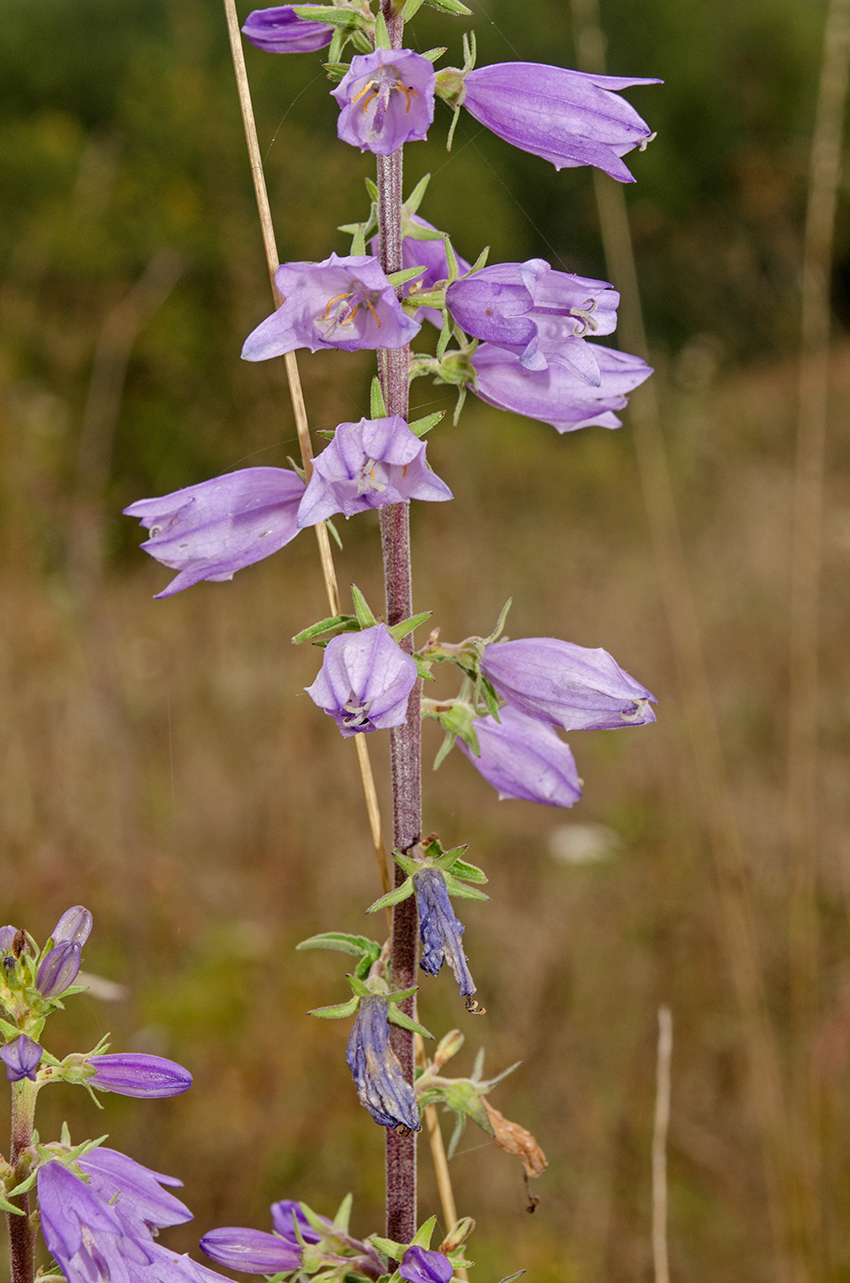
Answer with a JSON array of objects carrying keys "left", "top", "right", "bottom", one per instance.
[
  {"left": 439, "top": 1217, "right": 475, "bottom": 1253},
  {"left": 0, "top": 1035, "right": 43, "bottom": 1083},
  {"left": 200, "top": 1227, "right": 302, "bottom": 1274},
  {"left": 0, "top": 926, "right": 17, "bottom": 953},
  {"left": 241, "top": 5, "right": 333, "bottom": 53},
  {"left": 36, "top": 941, "right": 82, "bottom": 998},
  {"left": 432, "top": 1029, "right": 465, "bottom": 1071},
  {"left": 51, "top": 906, "right": 93, "bottom": 947},
  {"left": 88, "top": 1053, "right": 193, "bottom": 1098}
]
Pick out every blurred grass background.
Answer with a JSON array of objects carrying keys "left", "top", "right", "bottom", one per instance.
[{"left": 1, "top": 0, "right": 849, "bottom": 1279}]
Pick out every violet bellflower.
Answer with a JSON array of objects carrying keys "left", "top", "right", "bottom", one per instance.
[
  {"left": 297, "top": 415, "right": 452, "bottom": 527},
  {"left": 241, "top": 5, "right": 333, "bottom": 53},
  {"left": 372, "top": 213, "right": 471, "bottom": 327},
  {"left": 447, "top": 259, "right": 618, "bottom": 384},
  {"left": 89, "top": 1052, "right": 193, "bottom": 1098},
  {"left": 200, "top": 1227, "right": 302, "bottom": 1274},
  {"left": 460, "top": 63, "right": 660, "bottom": 183},
  {"left": 242, "top": 254, "right": 420, "bottom": 362},
  {"left": 202, "top": 1203, "right": 383, "bottom": 1279},
  {"left": 333, "top": 49, "right": 436, "bottom": 155},
  {"left": 346, "top": 994, "right": 420, "bottom": 1131},
  {"left": 470, "top": 342, "right": 652, "bottom": 433},
  {"left": 0, "top": 1035, "right": 42, "bottom": 1083},
  {"left": 400, "top": 1245, "right": 454, "bottom": 1283},
  {"left": 458, "top": 705, "right": 582, "bottom": 807},
  {"left": 305, "top": 624, "right": 418, "bottom": 738},
  {"left": 124, "top": 468, "right": 306, "bottom": 598},
  {"left": 36, "top": 941, "right": 82, "bottom": 998},
  {"left": 414, "top": 868, "right": 476, "bottom": 998},
  {"left": 481, "top": 637, "right": 657, "bottom": 732}
]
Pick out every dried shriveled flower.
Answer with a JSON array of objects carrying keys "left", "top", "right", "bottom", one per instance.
[
  {"left": 124, "top": 468, "right": 306, "bottom": 598},
  {"left": 458, "top": 706, "right": 582, "bottom": 807},
  {"left": 481, "top": 637, "right": 656, "bottom": 731},
  {"left": 333, "top": 49, "right": 436, "bottom": 155},
  {"left": 297, "top": 416, "right": 452, "bottom": 527},
  {"left": 242, "top": 254, "right": 420, "bottom": 361},
  {"left": 305, "top": 624, "right": 418, "bottom": 738},
  {"left": 346, "top": 994, "right": 420, "bottom": 1131},
  {"left": 241, "top": 5, "right": 333, "bottom": 53},
  {"left": 414, "top": 868, "right": 476, "bottom": 998},
  {"left": 470, "top": 342, "right": 652, "bottom": 433},
  {"left": 89, "top": 1053, "right": 193, "bottom": 1099},
  {"left": 461, "top": 62, "right": 659, "bottom": 182},
  {"left": 0, "top": 1035, "right": 42, "bottom": 1083}
]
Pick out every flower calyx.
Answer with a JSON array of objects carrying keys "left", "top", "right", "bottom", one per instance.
[{"left": 366, "top": 837, "right": 487, "bottom": 917}]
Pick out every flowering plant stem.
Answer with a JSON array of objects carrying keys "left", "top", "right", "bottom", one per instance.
[{"left": 8, "top": 1078, "right": 37, "bottom": 1283}]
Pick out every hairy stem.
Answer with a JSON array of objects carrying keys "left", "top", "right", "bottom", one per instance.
[{"left": 7, "top": 1079, "right": 37, "bottom": 1283}]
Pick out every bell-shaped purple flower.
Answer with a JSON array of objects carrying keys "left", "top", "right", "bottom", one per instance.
[
  {"left": 124, "top": 467, "right": 306, "bottom": 598},
  {"left": 470, "top": 343, "right": 652, "bottom": 433},
  {"left": 241, "top": 5, "right": 333, "bottom": 53},
  {"left": 242, "top": 254, "right": 421, "bottom": 362},
  {"left": 78, "top": 1147, "right": 193, "bottom": 1236},
  {"left": 200, "top": 1227, "right": 302, "bottom": 1274},
  {"left": 458, "top": 706, "right": 582, "bottom": 807},
  {"left": 346, "top": 994, "right": 420, "bottom": 1131},
  {"left": 0, "top": 1035, "right": 42, "bottom": 1083},
  {"left": 333, "top": 49, "right": 436, "bottom": 155},
  {"left": 297, "top": 416, "right": 452, "bottom": 527},
  {"left": 400, "top": 1246, "right": 454, "bottom": 1283},
  {"left": 51, "top": 905, "right": 93, "bottom": 947},
  {"left": 36, "top": 941, "right": 82, "bottom": 998},
  {"left": 414, "top": 868, "right": 476, "bottom": 998},
  {"left": 481, "top": 637, "right": 656, "bottom": 732},
  {"left": 447, "top": 259, "right": 618, "bottom": 384},
  {"left": 305, "top": 624, "right": 418, "bottom": 738},
  {"left": 461, "top": 62, "right": 660, "bottom": 183},
  {"left": 89, "top": 1052, "right": 193, "bottom": 1098}
]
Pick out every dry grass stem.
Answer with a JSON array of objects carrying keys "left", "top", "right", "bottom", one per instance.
[{"left": 652, "top": 1006, "right": 673, "bottom": 1283}]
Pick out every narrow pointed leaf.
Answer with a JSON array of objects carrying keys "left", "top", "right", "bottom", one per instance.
[
  {"left": 408, "top": 412, "right": 444, "bottom": 437},
  {"left": 370, "top": 377, "right": 388, "bottom": 418},
  {"left": 308, "top": 997, "right": 360, "bottom": 1020},
  {"left": 366, "top": 878, "right": 415, "bottom": 914},
  {"left": 387, "top": 1003, "right": 432, "bottom": 1039}
]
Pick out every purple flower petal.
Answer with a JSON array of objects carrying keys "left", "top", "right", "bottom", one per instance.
[
  {"left": 242, "top": 254, "right": 421, "bottom": 361},
  {"left": 79, "top": 1147, "right": 192, "bottom": 1233},
  {"left": 481, "top": 637, "right": 656, "bottom": 731},
  {"left": 458, "top": 706, "right": 582, "bottom": 807},
  {"left": 400, "top": 1245, "right": 455, "bottom": 1283},
  {"left": 241, "top": 5, "right": 333, "bottom": 53},
  {"left": 269, "top": 1200, "right": 328, "bottom": 1244},
  {"left": 346, "top": 994, "right": 420, "bottom": 1131},
  {"left": 36, "top": 941, "right": 81, "bottom": 998},
  {"left": 462, "top": 62, "right": 660, "bottom": 182},
  {"left": 89, "top": 1053, "right": 193, "bottom": 1099},
  {"left": 200, "top": 1227, "right": 302, "bottom": 1274},
  {"left": 371, "top": 214, "right": 471, "bottom": 327},
  {"left": 305, "top": 624, "right": 418, "bottom": 738},
  {"left": 124, "top": 467, "right": 306, "bottom": 598},
  {"left": 50, "top": 906, "right": 93, "bottom": 947},
  {"left": 0, "top": 1035, "right": 42, "bottom": 1083},
  {"left": 333, "top": 50, "right": 436, "bottom": 155},
  {"left": 470, "top": 343, "right": 652, "bottom": 432},
  {"left": 297, "top": 416, "right": 452, "bottom": 527},
  {"left": 414, "top": 868, "right": 476, "bottom": 997},
  {"left": 0, "top": 926, "right": 17, "bottom": 952}
]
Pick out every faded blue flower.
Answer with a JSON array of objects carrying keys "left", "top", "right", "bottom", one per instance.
[
  {"left": 400, "top": 1245, "right": 454, "bottom": 1283},
  {"left": 305, "top": 624, "right": 418, "bottom": 738},
  {"left": 470, "top": 343, "right": 652, "bottom": 433},
  {"left": 242, "top": 5, "right": 333, "bottom": 53},
  {"left": 0, "top": 1035, "right": 42, "bottom": 1083},
  {"left": 481, "top": 637, "right": 656, "bottom": 732},
  {"left": 297, "top": 416, "right": 452, "bottom": 528},
  {"left": 36, "top": 941, "right": 82, "bottom": 998},
  {"left": 414, "top": 868, "right": 475, "bottom": 998},
  {"left": 51, "top": 906, "right": 93, "bottom": 947},
  {"left": 447, "top": 259, "right": 618, "bottom": 383},
  {"left": 124, "top": 468, "right": 306, "bottom": 598},
  {"left": 461, "top": 62, "right": 659, "bottom": 182},
  {"left": 242, "top": 254, "right": 420, "bottom": 361},
  {"left": 89, "top": 1053, "right": 193, "bottom": 1099},
  {"left": 333, "top": 49, "right": 436, "bottom": 155},
  {"left": 458, "top": 706, "right": 582, "bottom": 807},
  {"left": 346, "top": 994, "right": 420, "bottom": 1131}
]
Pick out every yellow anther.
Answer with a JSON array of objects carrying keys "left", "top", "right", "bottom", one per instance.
[
  {"left": 398, "top": 84, "right": 419, "bottom": 113},
  {"left": 364, "top": 298, "right": 381, "bottom": 328},
  {"left": 324, "top": 292, "right": 350, "bottom": 318},
  {"left": 352, "top": 79, "right": 378, "bottom": 105}
]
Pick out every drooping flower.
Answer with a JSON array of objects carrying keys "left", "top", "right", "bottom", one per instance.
[
  {"left": 0, "top": 1035, "right": 42, "bottom": 1083},
  {"left": 399, "top": 1245, "right": 454, "bottom": 1283},
  {"left": 333, "top": 50, "right": 436, "bottom": 155},
  {"left": 470, "top": 342, "right": 652, "bottom": 433},
  {"left": 371, "top": 214, "right": 471, "bottom": 326},
  {"left": 242, "top": 254, "right": 421, "bottom": 362},
  {"left": 124, "top": 468, "right": 306, "bottom": 598},
  {"left": 200, "top": 1227, "right": 302, "bottom": 1274},
  {"left": 346, "top": 994, "right": 420, "bottom": 1131},
  {"left": 458, "top": 706, "right": 582, "bottom": 807},
  {"left": 297, "top": 416, "right": 452, "bottom": 527},
  {"left": 50, "top": 906, "right": 93, "bottom": 947},
  {"left": 481, "top": 637, "right": 656, "bottom": 732},
  {"left": 202, "top": 1202, "right": 384, "bottom": 1279},
  {"left": 414, "top": 868, "right": 476, "bottom": 998},
  {"left": 459, "top": 62, "right": 660, "bottom": 182},
  {"left": 36, "top": 941, "right": 82, "bottom": 998},
  {"left": 447, "top": 259, "right": 618, "bottom": 383},
  {"left": 89, "top": 1053, "right": 193, "bottom": 1099},
  {"left": 305, "top": 624, "right": 418, "bottom": 738},
  {"left": 241, "top": 5, "right": 333, "bottom": 53}
]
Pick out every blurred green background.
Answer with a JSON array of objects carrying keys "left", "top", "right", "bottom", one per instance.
[{"left": 1, "top": 0, "right": 849, "bottom": 1280}]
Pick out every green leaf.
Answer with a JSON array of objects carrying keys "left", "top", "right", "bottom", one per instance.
[
  {"left": 325, "top": 517, "right": 343, "bottom": 551},
  {"left": 408, "top": 411, "right": 444, "bottom": 437},
  {"left": 447, "top": 858, "right": 487, "bottom": 884},
  {"left": 414, "top": 656, "right": 435, "bottom": 681},
  {"left": 401, "top": 0, "right": 426, "bottom": 17},
  {"left": 0, "top": 1019, "right": 21, "bottom": 1041},
  {"left": 374, "top": 7, "right": 391, "bottom": 48},
  {"left": 425, "top": 0, "right": 471, "bottom": 11},
  {"left": 421, "top": 47, "right": 448, "bottom": 63},
  {"left": 370, "top": 376, "right": 387, "bottom": 418},
  {"left": 323, "top": 60, "right": 351, "bottom": 82},
  {"left": 369, "top": 1236, "right": 407, "bottom": 1261},
  {"left": 291, "top": 614, "right": 358, "bottom": 645},
  {"left": 411, "top": 1215, "right": 437, "bottom": 1248},
  {"left": 404, "top": 174, "right": 430, "bottom": 214},
  {"left": 347, "top": 974, "right": 373, "bottom": 999},
  {"left": 443, "top": 876, "right": 490, "bottom": 903},
  {"left": 388, "top": 611, "right": 431, "bottom": 644},
  {"left": 296, "top": 932, "right": 381, "bottom": 960},
  {"left": 350, "top": 584, "right": 378, "bottom": 629},
  {"left": 0, "top": 1196, "right": 24, "bottom": 1216},
  {"left": 387, "top": 1003, "right": 432, "bottom": 1039},
  {"left": 387, "top": 265, "right": 429, "bottom": 289},
  {"left": 333, "top": 1193, "right": 353, "bottom": 1233},
  {"left": 433, "top": 729, "right": 455, "bottom": 771},
  {"left": 366, "top": 878, "right": 415, "bottom": 914},
  {"left": 291, "top": 5, "right": 365, "bottom": 27},
  {"left": 308, "top": 997, "right": 360, "bottom": 1020}
]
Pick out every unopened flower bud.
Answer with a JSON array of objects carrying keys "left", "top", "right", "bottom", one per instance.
[
  {"left": 0, "top": 1035, "right": 43, "bottom": 1083},
  {"left": 439, "top": 1217, "right": 475, "bottom": 1253},
  {"left": 51, "top": 906, "right": 93, "bottom": 947},
  {"left": 88, "top": 1053, "right": 192, "bottom": 1098},
  {"left": 0, "top": 926, "right": 17, "bottom": 953},
  {"left": 36, "top": 941, "right": 82, "bottom": 998},
  {"left": 432, "top": 1029, "right": 465, "bottom": 1071}
]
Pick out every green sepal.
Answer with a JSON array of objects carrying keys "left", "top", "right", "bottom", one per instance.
[
  {"left": 350, "top": 28, "right": 373, "bottom": 54},
  {"left": 484, "top": 598, "right": 512, "bottom": 644},
  {"left": 291, "top": 5, "right": 366, "bottom": 27},
  {"left": 447, "top": 858, "right": 487, "bottom": 884},
  {"left": 433, "top": 730, "right": 456, "bottom": 771},
  {"left": 0, "top": 1019, "right": 22, "bottom": 1041},
  {"left": 444, "top": 237, "right": 461, "bottom": 284},
  {"left": 478, "top": 675, "right": 502, "bottom": 719},
  {"left": 421, "top": 47, "right": 448, "bottom": 63},
  {"left": 497, "top": 1273, "right": 525, "bottom": 1283},
  {"left": 349, "top": 222, "right": 367, "bottom": 256},
  {"left": 351, "top": 584, "right": 378, "bottom": 629},
  {"left": 446, "top": 100, "right": 463, "bottom": 152},
  {"left": 415, "top": 656, "right": 435, "bottom": 682},
  {"left": 325, "top": 517, "right": 343, "bottom": 551},
  {"left": 0, "top": 1195, "right": 24, "bottom": 1216},
  {"left": 435, "top": 309, "right": 453, "bottom": 363},
  {"left": 387, "top": 266, "right": 429, "bottom": 289},
  {"left": 411, "top": 1216, "right": 437, "bottom": 1248},
  {"left": 424, "top": 0, "right": 471, "bottom": 12},
  {"left": 308, "top": 996, "right": 360, "bottom": 1020},
  {"left": 296, "top": 932, "right": 382, "bottom": 963},
  {"left": 387, "top": 611, "right": 431, "bottom": 645},
  {"left": 326, "top": 27, "right": 344, "bottom": 63},
  {"left": 37, "top": 1048, "right": 62, "bottom": 1068},
  {"left": 370, "top": 1237, "right": 407, "bottom": 1262},
  {"left": 403, "top": 173, "right": 430, "bottom": 216},
  {"left": 291, "top": 614, "right": 358, "bottom": 645},
  {"left": 401, "top": 0, "right": 425, "bottom": 17},
  {"left": 387, "top": 1003, "right": 432, "bottom": 1039},
  {"left": 446, "top": 1112, "right": 467, "bottom": 1160},
  {"left": 393, "top": 851, "right": 423, "bottom": 877},
  {"left": 443, "top": 875, "right": 489, "bottom": 902},
  {"left": 467, "top": 246, "right": 490, "bottom": 275},
  {"left": 370, "top": 376, "right": 388, "bottom": 418},
  {"left": 365, "top": 177, "right": 379, "bottom": 204},
  {"left": 365, "top": 877, "right": 414, "bottom": 914},
  {"left": 333, "top": 1192, "right": 353, "bottom": 1233},
  {"left": 347, "top": 974, "right": 373, "bottom": 999},
  {"left": 374, "top": 7, "right": 391, "bottom": 48},
  {"left": 408, "top": 411, "right": 444, "bottom": 438},
  {"left": 322, "top": 61, "right": 351, "bottom": 82}
]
